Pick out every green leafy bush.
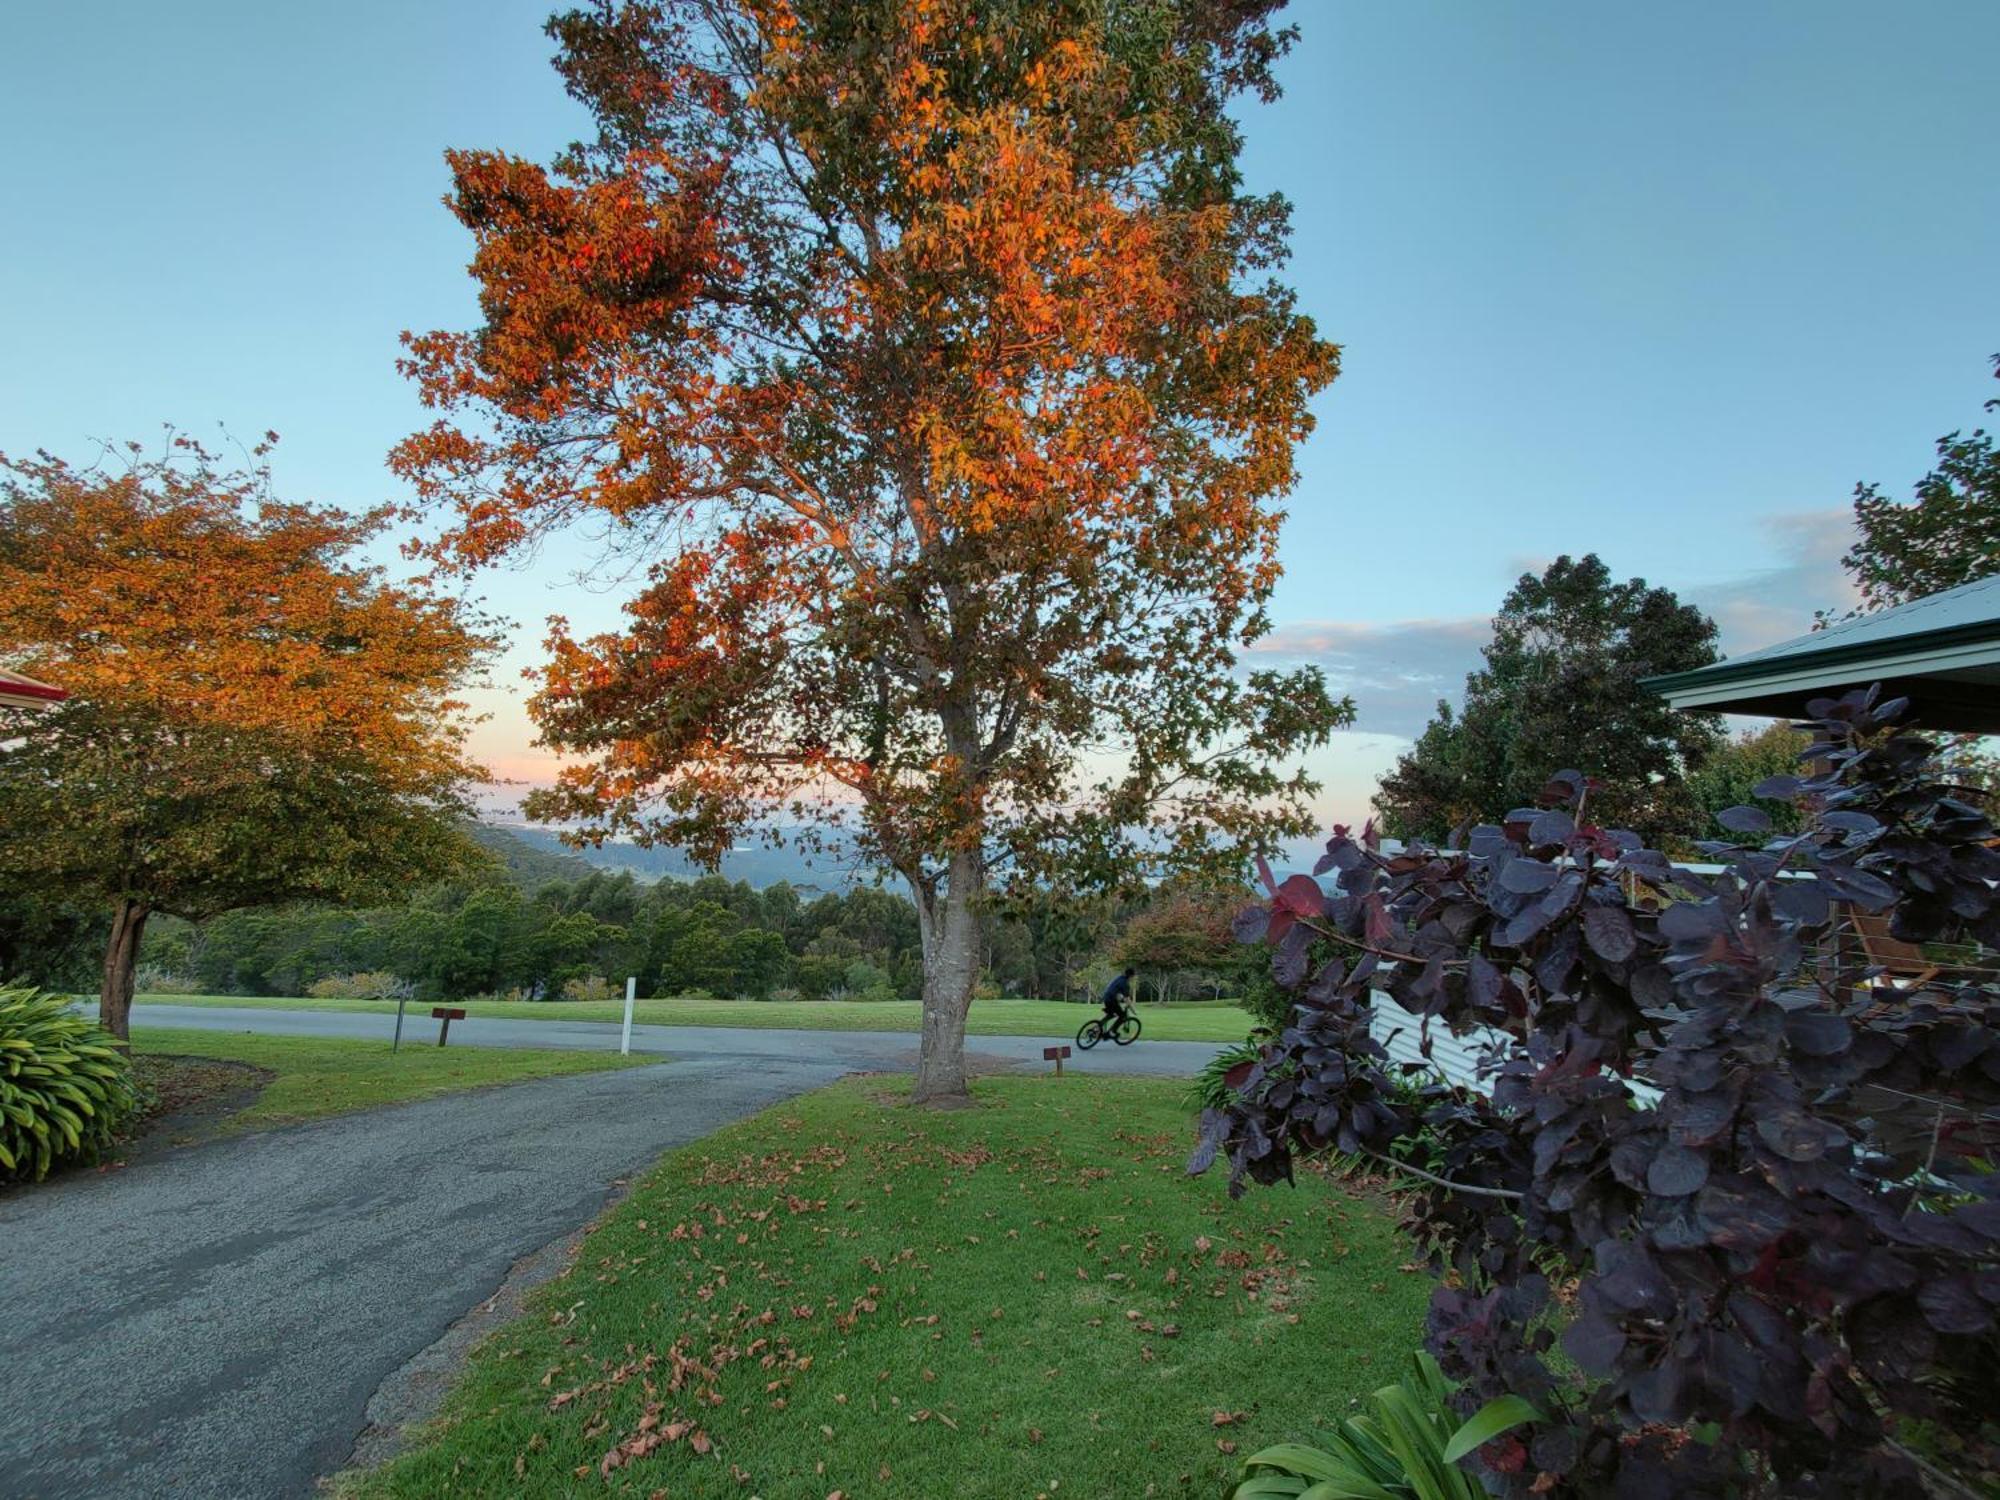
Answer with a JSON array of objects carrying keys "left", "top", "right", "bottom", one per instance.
[
  {"left": 133, "top": 963, "right": 204, "bottom": 996},
  {"left": 1184, "top": 1040, "right": 1265, "bottom": 1114},
  {"left": 0, "top": 983, "right": 139, "bottom": 1182},
  {"left": 306, "top": 970, "right": 402, "bottom": 1000},
  {"left": 1232, "top": 1353, "right": 1536, "bottom": 1500}
]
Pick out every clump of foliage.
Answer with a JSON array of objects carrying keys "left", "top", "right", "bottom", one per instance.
[
  {"left": 1840, "top": 353, "right": 2000, "bottom": 612},
  {"left": 1376, "top": 555, "right": 1723, "bottom": 850},
  {"left": 1196, "top": 687, "right": 2000, "bottom": 1496},
  {"left": 1, "top": 984, "right": 138, "bottom": 1181},
  {"left": 0, "top": 435, "right": 496, "bottom": 1039},
  {"left": 135, "top": 867, "right": 924, "bottom": 1005},
  {"left": 305, "top": 972, "right": 405, "bottom": 1001},
  {"left": 1232, "top": 1352, "right": 1536, "bottom": 1500},
  {"left": 1675, "top": 722, "right": 1814, "bottom": 852}
]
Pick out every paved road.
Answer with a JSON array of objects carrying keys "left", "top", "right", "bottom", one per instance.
[
  {"left": 122, "top": 1002, "right": 1228, "bottom": 1078},
  {"left": 0, "top": 1057, "right": 855, "bottom": 1499}
]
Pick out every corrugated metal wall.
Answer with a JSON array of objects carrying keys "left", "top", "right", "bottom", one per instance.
[
  {"left": 1367, "top": 991, "right": 1660, "bottom": 1104},
  {"left": 1368, "top": 993, "right": 1502, "bottom": 1093}
]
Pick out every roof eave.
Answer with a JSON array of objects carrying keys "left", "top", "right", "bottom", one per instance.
[{"left": 1642, "top": 618, "right": 2000, "bottom": 700}]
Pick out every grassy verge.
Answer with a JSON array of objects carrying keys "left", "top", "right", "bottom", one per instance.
[
  {"left": 344, "top": 1075, "right": 1425, "bottom": 1499},
  {"left": 134, "top": 993, "right": 1258, "bottom": 1043},
  {"left": 131, "top": 1027, "right": 651, "bottom": 1129}
]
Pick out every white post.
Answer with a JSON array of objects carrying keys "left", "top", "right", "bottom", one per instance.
[{"left": 621, "top": 976, "right": 636, "bottom": 1056}]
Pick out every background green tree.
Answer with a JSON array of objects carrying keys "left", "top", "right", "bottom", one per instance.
[
  {"left": 1375, "top": 555, "right": 1723, "bottom": 848},
  {"left": 1673, "top": 721, "right": 1812, "bottom": 853},
  {"left": 1840, "top": 353, "right": 2000, "bottom": 611}
]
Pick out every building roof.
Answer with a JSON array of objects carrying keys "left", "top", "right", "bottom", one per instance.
[
  {"left": 1644, "top": 574, "right": 2000, "bottom": 732},
  {"left": 0, "top": 667, "right": 68, "bottom": 710}
]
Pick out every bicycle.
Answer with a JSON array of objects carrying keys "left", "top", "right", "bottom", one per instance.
[{"left": 1076, "top": 1010, "right": 1142, "bottom": 1049}]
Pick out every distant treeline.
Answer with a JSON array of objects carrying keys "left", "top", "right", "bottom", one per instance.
[
  {"left": 2, "top": 822, "right": 1259, "bottom": 1006},
  {"left": 141, "top": 870, "right": 925, "bottom": 1003}
]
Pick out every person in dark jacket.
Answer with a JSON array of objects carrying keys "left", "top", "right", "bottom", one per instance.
[{"left": 1100, "top": 967, "right": 1136, "bottom": 1024}]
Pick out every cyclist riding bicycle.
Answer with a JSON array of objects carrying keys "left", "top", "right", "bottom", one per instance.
[{"left": 1099, "top": 967, "right": 1136, "bottom": 1026}]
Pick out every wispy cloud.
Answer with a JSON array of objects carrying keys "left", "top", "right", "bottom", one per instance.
[
  {"left": 1681, "top": 507, "right": 1861, "bottom": 653},
  {"left": 1249, "top": 616, "right": 1494, "bottom": 738},
  {"left": 1251, "top": 509, "right": 1861, "bottom": 747}
]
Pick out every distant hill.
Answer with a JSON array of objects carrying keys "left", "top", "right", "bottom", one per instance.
[
  {"left": 485, "top": 822, "right": 877, "bottom": 893},
  {"left": 477, "top": 820, "right": 1327, "bottom": 893},
  {"left": 465, "top": 822, "right": 597, "bottom": 889}
]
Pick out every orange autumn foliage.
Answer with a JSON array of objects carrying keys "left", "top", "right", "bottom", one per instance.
[
  {"left": 0, "top": 435, "right": 496, "bottom": 1036},
  {"left": 1, "top": 439, "right": 486, "bottom": 763},
  {"left": 397, "top": 1, "right": 1346, "bottom": 1099}
]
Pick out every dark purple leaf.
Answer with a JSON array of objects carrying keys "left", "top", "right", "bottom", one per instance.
[
  {"left": 1918, "top": 1277, "right": 1993, "bottom": 1335},
  {"left": 1529, "top": 808, "right": 1575, "bottom": 846},
  {"left": 1363, "top": 894, "right": 1394, "bottom": 951},
  {"left": 1648, "top": 1143, "right": 1710, "bottom": 1196},
  {"left": 1772, "top": 880, "right": 1831, "bottom": 925},
  {"left": 1718, "top": 805, "right": 1772, "bottom": 834},
  {"left": 1755, "top": 1105, "right": 1834, "bottom": 1162},
  {"left": 1783, "top": 1010, "right": 1850, "bottom": 1058},
  {"left": 1698, "top": 1178, "right": 1793, "bottom": 1250},
  {"left": 1628, "top": 1363, "right": 1689, "bottom": 1425},
  {"left": 1276, "top": 873, "right": 1325, "bottom": 919},
  {"left": 1467, "top": 949, "right": 1502, "bottom": 1012},
  {"left": 1753, "top": 774, "right": 1802, "bottom": 800},
  {"left": 1582, "top": 905, "right": 1637, "bottom": 962},
  {"left": 1814, "top": 861, "right": 1896, "bottom": 910},
  {"left": 1230, "top": 903, "right": 1271, "bottom": 946},
  {"left": 1254, "top": 852, "right": 1277, "bottom": 895},
  {"left": 1561, "top": 1313, "right": 1625, "bottom": 1375},
  {"left": 1659, "top": 901, "right": 1722, "bottom": 942},
  {"left": 1500, "top": 858, "right": 1560, "bottom": 894}
]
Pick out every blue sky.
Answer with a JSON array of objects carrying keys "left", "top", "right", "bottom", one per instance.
[{"left": 4, "top": 1, "right": 1996, "bottom": 823}]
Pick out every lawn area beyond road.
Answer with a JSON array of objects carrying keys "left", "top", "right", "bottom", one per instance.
[
  {"left": 132, "top": 1026, "right": 651, "bottom": 1129},
  {"left": 342, "top": 1075, "right": 1424, "bottom": 1499},
  {"left": 137, "top": 993, "right": 1259, "bottom": 1042}
]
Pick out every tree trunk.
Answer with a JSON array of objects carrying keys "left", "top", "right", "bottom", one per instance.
[
  {"left": 912, "top": 850, "right": 983, "bottom": 1106},
  {"left": 99, "top": 898, "right": 150, "bottom": 1043}
]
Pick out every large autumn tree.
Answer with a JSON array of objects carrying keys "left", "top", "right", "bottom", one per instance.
[
  {"left": 0, "top": 438, "right": 494, "bottom": 1038},
  {"left": 1375, "top": 555, "right": 1723, "bottom": 848},
  {"left": 397, "top": 1, "right": 1347, "bottom": 1100}
]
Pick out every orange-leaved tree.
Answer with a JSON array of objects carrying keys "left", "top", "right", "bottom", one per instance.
[
  {"left": 397, "top": 0, "right": 1348, "bottom": 1101},
  {"left": 0, "top": 437, "right": 495, "bottom": 1039}
]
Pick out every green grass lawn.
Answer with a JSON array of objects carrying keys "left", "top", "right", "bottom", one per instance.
[
  {"left": 341, "top": 1074, "right": 1425, "bottom": 1500},
  {"left": 134, "top": 993, "right": 1259, "bottom": 1042},
  {"left": 131, "top": 1026, "right": 651, "bottom": 1128}
]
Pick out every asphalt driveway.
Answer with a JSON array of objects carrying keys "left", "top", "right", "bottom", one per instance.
[
  {"left": 119, "top": 1001, "right": 1227, "bottom": 1078},
  {"left": 0, "top": 1057, "right": 848, "bottom": 1499}
]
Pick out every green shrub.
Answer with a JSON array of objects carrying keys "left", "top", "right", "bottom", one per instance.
[
  {"left": 560, "top": 974, "right": 614, "bottom": 1003},
  {"left": 0, "top": 983, "right": 139, "bottom": 1182},
  {"left": 1231, "top": 1352, "right": 1536, "bottom": 1500},
  {"left": 1184, "top": 1039, "right": 1264, "bottom": 1114},
  {"left": 306, "top": 970, "right": 402, "bottom": 1000},
  {"left": 133, "top": 963, "right": 203, "bottom": 996}
]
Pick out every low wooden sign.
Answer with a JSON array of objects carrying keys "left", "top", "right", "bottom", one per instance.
[
  {"left": 431, "top": 1006, "right": 467, "bottom": 1046},
  {"left": 1042, "top": 1044, "right": 1072, "bottom": 1075}
]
